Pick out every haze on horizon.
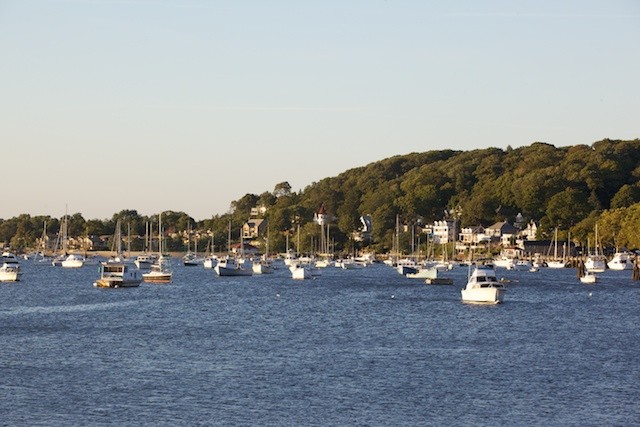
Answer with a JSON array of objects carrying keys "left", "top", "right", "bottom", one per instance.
[{"left": 1, "top": 0, "right": 638, "bottom": 221}]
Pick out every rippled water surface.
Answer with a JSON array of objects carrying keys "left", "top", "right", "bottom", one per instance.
[{"left": 1, "top": 261, "right": 639, "bottom": 426}]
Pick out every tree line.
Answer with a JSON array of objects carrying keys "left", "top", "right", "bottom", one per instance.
[{"left": 2, "top": 139, "right": 640, "bottom": 255}]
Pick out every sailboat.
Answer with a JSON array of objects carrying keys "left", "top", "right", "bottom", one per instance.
[
  {"left": 183, "top": 223, "right": 204, "bottom": 266},
  {"left": 203, "top": 225, "right": 218, "bottom": 269},
  {"left": 143, "top": 212, "right": 173, "bottom": 283},
  {"left": 585, "top": 224, "right": 606, "bottom": 273},
  {"left": 547, "top": 228, "right": 567, "bottom": 269}
]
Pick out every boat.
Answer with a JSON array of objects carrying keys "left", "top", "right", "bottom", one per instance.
[
  {"left": 396, "top": 258, "right": 418, "bottom": 275},
  {"left": 61, "top": 253, "right": 86, "bottom": 268},
  {"left": 142, "top": 212, "right": 173, "bottom": 283},
  {"left": 579, "top": 270, "right": 598, "bottom": 284},
  {"left": 142, "top": 256, "right": 173, "bottom": 283},
  {"left": 607, "top": 252, "right": 633, "bottom": 270},
  {"left": 203, "top": 255, "right": 218, "bottom": 269},
  {"left": 134, "top": 253, "right": 157, "bottom": 270},
  {"left": 183, "top": 251, "right": 204, "bottom": 267},
  {"left": 405, "top": 266, "right": 438, "bottom": 279},
  {"left": 0, "top": 262, "right": 21, "bottom": 282},
  {"left": 183, "top": 224, "right": 204, "bottom": 266},
  {"left": 0, "top": 252, "right": 21, "bottom": 282},
  {"left": 461, "top": 264, "right": 505, "bottom": 304},
  {"left": 93, "top": 261, "right": 143, "bottom": 288},
  {"left": 252, "top": 258, "right": 274, "bottom": 274},
  {"left": 493, "top": 256, "right": 515, "bottom": 270},
  {"left": 585, "top": 225, "right": 606, "bottom": 273},
  {"left": 547, "top": 227, "right": 567, "bottom": 269},
  {"left": 290, "top": 264, "right": 311, "bottom": 280},
  {"left": 215, "top": 256, "right": 253, "bottom": 276}
]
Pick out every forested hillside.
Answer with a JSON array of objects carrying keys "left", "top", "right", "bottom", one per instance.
[{"left": 2, "top": 139, "right": 640, "bottom": 254}]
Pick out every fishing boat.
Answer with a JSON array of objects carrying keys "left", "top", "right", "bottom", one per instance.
[
  {"left": 461, "top": 264, "right": 505, "bottom": 304},
  {"left": 215, "top": 256, "right": 253, "bottom": 276},
  {"left": 252, "top": 258, "right": 274, "bottom": 274}
]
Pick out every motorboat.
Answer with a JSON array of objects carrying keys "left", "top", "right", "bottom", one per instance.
[
  {"left": 585, "top": 255, "right": 606, "bottom": 273},
  {"left": 183, "top": 252, "right": 204, "bottom": 267},
  {"left": 406, "top": 266, "right": 438, "bottom": 280},
  {"left": 252, "top": 259, "right": 274, "bottom": 274},
  {"left": 0, "top": 262, "right": 21, "bottom": 282},
  {"left": 203, "top": 255, "right": 218, "bottom": 269},
  {"left": 142, "top": 257, "right": 173, "bottom": 283},
  {"left": 215, "top": 257, "right": 253, "bottom": 277},
  {"left": 93, "top": 261, "right": 143, "bottom": 288},
  {"left": 290, "top": 264, "right": 311, "bottom": 280},
  {"left": 134, "top": 253, "right": 157, "bottom": 270},
  {"left": 461, "top": 264, "right": 505, "bottom": 304},
  {"left": 607, "top": 252, "right": 633, "bottom": 270},
  {"left": 396, "top": 259, "right": 418, "bottom": 276},
  {"left": 493, "top": 256, "right": 515, "bottom": 270},
  {"left": 579, "top": 271, "right": 598, "bottom": 284},
  {"left": 61, "top": 253, "right": 85, "bottom": 268}
]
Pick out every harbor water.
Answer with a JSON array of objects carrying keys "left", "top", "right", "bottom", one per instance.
[{"left": 1, "top": 261, "right": 639, "bottom": 426}]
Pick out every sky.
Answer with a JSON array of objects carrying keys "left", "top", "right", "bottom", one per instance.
[{"left": 1, "top": 0, "right": 638, "bottom": 221}]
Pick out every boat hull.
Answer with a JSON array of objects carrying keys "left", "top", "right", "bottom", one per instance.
[
  {"left": 142, "top": 272, "right": 172, "bottom": 283},
  {"left": 461, "top": 287, "right": 504, "bottom": 304},
  {"left": 94, "top": 278, "right": 142, "bottom": 288},
  {"left": 0, "top": 269, "right": 21, "bottom": 282},
  {"left": 215, "top": 266, "right": 253, "bottom": 276}
]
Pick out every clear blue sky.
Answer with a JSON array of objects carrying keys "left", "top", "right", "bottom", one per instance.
[{"left": 1, "top": 0, "right": 638, "bottom": 220}]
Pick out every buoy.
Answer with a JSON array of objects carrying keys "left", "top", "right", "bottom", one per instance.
[
  {"left": 391, "top": 295, "right": 395, "bottom": 299},
  {"left": 588, "top": 292, "right": 593, "bottom": 297}
]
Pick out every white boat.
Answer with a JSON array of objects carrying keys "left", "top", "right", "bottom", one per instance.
[
  {"left": 290, "top": 264, "right": 311, "bottom": 280},
  {"left": 607, "top": 252, "right": 633, "bottom": 270},
  {"left": 515, "top": 260, "right": 532, "bottom": 270},
  {"left": 203, "top": 255, "right": 218, "bottom": 269},
  {"left": 579, "top": 270, "right": 598, "bottom": 284},
  {"left": 142, "top": 256, "right": 173, "bottom": 283},
  {"left": 585, "top": 224, "right": 606, "bottom": 273},
  {"left": 252, "top": 259, "right": 274, "bottom": 274},
  {"left": 183, "top": 252, "right": 204, "bottom": 267},
  {"left": 461, "top": 264, "right": 505, "bottom": 304},
  {"left": 134, "top": 253, "right": 157, "bottom": 270},
  {"left": 93, "top": 261, "right": 143, "bottom": 288},
  {"left": 61, "top": 253, "right": 85, "bottom": 268},
  {"left": 406, "top": 266, "right": 438, "bottom": 279},
  {"left": 0, "top": 255, "right": 21, "bottom": 282},
  {"left": 215, "top": 257, "right": 253, "bottom": 277},
  {"left": 396, "top": 259, "right": 418, "bottom": 275},
  {"left": 493, "top": 256, "right": 515, "bottom": 270},
  {"left": 546, "top": 227, "right": 568, "bottom": 269},
  {"left": 339, "top": 259, "right": 366, "bottom": 270},
  {"left": 314, "top": 259, "right": 332, "bottom": 268}
]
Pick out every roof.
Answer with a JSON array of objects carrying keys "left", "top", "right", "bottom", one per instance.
[{"left": 487, "top": 221, "right": 518, "bottom": 234}]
